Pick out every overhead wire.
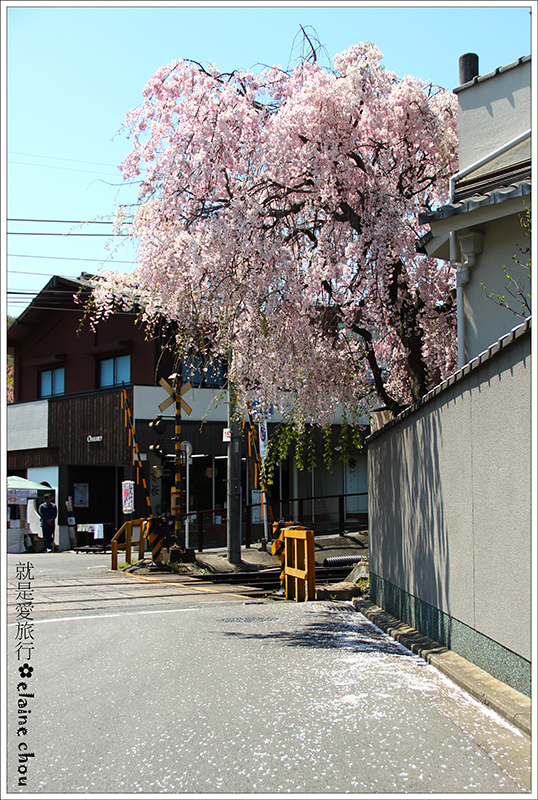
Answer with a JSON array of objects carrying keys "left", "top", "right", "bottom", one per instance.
[
  {"left": 7, "top": 218, "right": 132, "bottom": 224},
  {"left": 8, "top": 305, "right": 135, "bottom": 314},
  {"left": 7, "top": 151, "right": 146, "bottom": 178},
  {"left": 8, "top": 255, "right": 136, "bottom": 265},
  {"left": 5, "top": 216, "right": 137, "bottom": 308},
  {"left": 8, "top": 150, "right": 120, "bottom": 167},
  {"left": 6, "top": 217, "right": 134, "bottom": 237},
  {"left": 5, "top": 187, "right": 138, "bottom": 313},
  {"left": 7, "top": 232, "right": 129, "bottom": 236},
  {"left": 8, "top": 160, "right": 120, "bottom": 176}
]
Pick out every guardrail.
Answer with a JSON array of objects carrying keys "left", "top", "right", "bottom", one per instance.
[
  {"left": 110, "top": 519, "right": 149, "bottom": 570},
  {"left": 109, "top": 492, "right": 368, "bottom": 563}
]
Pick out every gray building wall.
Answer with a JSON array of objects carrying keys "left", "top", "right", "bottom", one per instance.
[
  {"left": 456, "top": 57, "right": 531, "bottom": 175},
  {"left": 367, "top": 322, "right": 531, "bottom": 695},
  {"left": 462, "top": 210, "right": 530, "bottom": 362}
]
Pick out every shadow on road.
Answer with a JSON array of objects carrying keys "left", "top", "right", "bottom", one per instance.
[{"left": 217, "top": 608, "right": 423, "bottom": 657}]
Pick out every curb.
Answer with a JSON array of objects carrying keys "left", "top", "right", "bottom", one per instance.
[{"left": 353, "top": 600, "right": 531, "bottom": 738}]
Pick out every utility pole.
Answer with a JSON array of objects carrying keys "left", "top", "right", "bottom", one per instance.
[{"left": 227, "top": 385, "right": 242, "bottom": 565}]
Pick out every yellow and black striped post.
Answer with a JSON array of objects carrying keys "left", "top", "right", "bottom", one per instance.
[
  {"left": 121, "top": 387, "right": 152, "bottom": 517},
  {"left": 147, "top": 517, "right": 166, "bottom": 564},
  {"left": 121, "top": 386, "right": 156, "bottom": 560}
]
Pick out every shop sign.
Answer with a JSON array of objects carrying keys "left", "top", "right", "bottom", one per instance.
[
  {"left": 258, "top": 420, "right": 268, "bottom": 462},
  {"left": 8, "top": 489, "right": 34, "bottom": 505},
  {"left": 251, "top": 489, "right": 263, "bottom": 524},
  {"left": 122, "top": 480, "right": 135, "bottom": 514}
]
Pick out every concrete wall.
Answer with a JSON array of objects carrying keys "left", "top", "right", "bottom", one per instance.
[
  {"left": 368, "top": 323, "right": 531, "bottom": 695},
  {"left": 456, "top": 58, "right": 531, "bottom": 174}
]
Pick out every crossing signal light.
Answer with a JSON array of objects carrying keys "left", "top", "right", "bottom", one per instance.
[
  {"left": 149, "top": 442, "right": 165, "bottom": 457},
  {"left": 149, "top": 415, "right": 164, "bottom": 431}
]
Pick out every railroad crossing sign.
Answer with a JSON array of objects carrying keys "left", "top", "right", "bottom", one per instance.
[{"left": 158, "top": 378, "right": 193, "bottom": 415}]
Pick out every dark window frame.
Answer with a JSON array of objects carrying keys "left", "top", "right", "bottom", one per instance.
[
  {"left": 182, "top": 356, "right": 226, "bottom": 388},
  {"left": 98, "top": 354, "right": 131, "bottom": 388},
  {"left": 38, "top": 366, "right": 65, "bottom": 398}
]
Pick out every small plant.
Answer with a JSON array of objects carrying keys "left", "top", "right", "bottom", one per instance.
[
  {"left": 169, "top": 561, "right": 191, "bottom": 574},
  {"left": 118, "top": 558, "right": 139, "bottom": 569}
]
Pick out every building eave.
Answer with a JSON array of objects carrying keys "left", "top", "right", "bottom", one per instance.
[{"left": 418, "top": 179, "right": 531, "bottom": 227}]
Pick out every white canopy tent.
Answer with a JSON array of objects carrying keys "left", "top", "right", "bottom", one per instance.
[{"left": 7, "top": 477, "right": 55, "bottom": 552}]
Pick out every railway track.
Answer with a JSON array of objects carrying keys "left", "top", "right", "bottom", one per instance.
[
  {"left": 8, "top": 562, "right": 363, "bottom": 611},
  {"left": 202, "top": 566, "right": 355, "bottom": 587}
]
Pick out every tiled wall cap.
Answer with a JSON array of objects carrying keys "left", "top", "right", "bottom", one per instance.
[{"left": 366, "top": 317, "right": 531, "bottom": 442}]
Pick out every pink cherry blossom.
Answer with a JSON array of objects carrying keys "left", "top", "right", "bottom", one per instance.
[{"left": 91, "top": 43, "right": 458, "bottom": 428}]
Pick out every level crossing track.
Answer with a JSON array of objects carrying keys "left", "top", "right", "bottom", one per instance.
[
  {"left": 6, "top": 564, "right": 355, "bottom": 616},
  {"left": 5, "top": 569, "right": 283, "bottom": 616}
]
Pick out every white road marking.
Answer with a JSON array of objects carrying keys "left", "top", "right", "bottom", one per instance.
[{"left": 7, "top": 606, "right": 200, "bottom": 626}]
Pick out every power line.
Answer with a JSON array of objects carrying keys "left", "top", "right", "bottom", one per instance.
[
  {"left": 8, "top": 291, "right": 50, "bottom": 296},
  {"left": 8, "top": 150, "right": 120, "bottom": 168},
  {"left": 7, "top": 232, "right": 128, "bottom": 237},
  {"left": 8, "top": 159, "right": 120, "bottom": 176},
  {"left": 7, "top": 218, "right": 132, "bottom": 224},
  {"left": 8, "top": 273, "right": 83, "bottom": 281},
  {"left": 8, "top": 305, "right": 113, "bottom": 313},
  {"left": 6, "top": 290, "right": 91, "bottom": 297},
  {"left": 8, "top": 254, "right": 136, "bottom": 265},
  {"left": 7, "top": 217, "right": 133, "bottom": 237}
]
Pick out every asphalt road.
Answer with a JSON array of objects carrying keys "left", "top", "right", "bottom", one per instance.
[{"left": 5, "top": 552, "right": 532, "bottom": 795}]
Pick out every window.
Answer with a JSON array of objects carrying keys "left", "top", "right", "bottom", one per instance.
[
  {"left": 182, "top": 356, "right": 226, "bottom": 388},
  {"left": 99, "top": 354, "right": 130, "bottom": 387},
  {"left": 39, "top": 367, "right": 64, "bottom": 398}
]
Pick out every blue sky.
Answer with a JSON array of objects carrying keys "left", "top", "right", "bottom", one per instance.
[{"left": 2, "top": 1, "right": 534, "bottom": 319}]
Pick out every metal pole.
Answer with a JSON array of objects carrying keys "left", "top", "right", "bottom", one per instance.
[
  {"left": 174, "top": 376, "right": 182, "bottom": 544},
  {"left": 261, "top": 491, "right": 265, "bottom": 533},
  {"left": 227, "top": 385, "right": 242, "bottom": 565},
  {"left": 185, "top": 454, "right": 190, "bottom": 549}
]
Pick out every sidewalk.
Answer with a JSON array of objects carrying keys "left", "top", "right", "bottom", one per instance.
[{"left": 354, "top": 599, "right": 532, "bottom": 738}]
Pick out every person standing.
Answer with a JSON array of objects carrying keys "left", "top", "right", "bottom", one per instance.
[{"left": 38, "top": 494, "right": 57, "bottom": 552}]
